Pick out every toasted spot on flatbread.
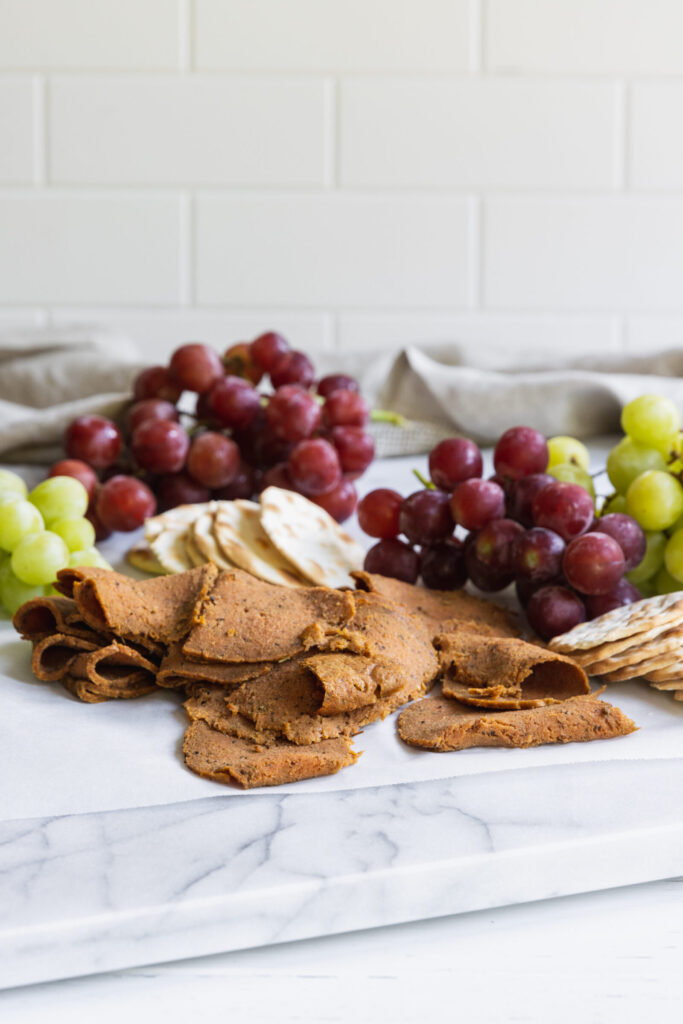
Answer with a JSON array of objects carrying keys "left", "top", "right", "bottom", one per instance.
[{"left": 214, "top": 500, "right": 304, "bottom": 587}]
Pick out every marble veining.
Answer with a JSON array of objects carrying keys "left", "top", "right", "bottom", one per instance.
[{"left": 2, "top": 758, "right": 683, "bottom": 989}]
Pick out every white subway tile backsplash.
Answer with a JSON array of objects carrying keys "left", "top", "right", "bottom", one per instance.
[
  {"left": 340, "top": 79, "right": 617, "bottom": 189},
  {"left": 50, "top": 77, "right": 328, "bottom": 187},
  {"left": 0, "top": 196, "right": 181, "bottom": 304},
  {"left": 49, "top": 310, "right": 332, "bottom": 360},
  {"left": 0, "top": 78, "right": 35, "bottom": 183},
  {"left": 0, "top": 0, "right": 180, "bottom": 70},
  {"left": 196, "top": 195, "right": 472, "bottom": 308},
  {"left": 487, "top": 0, "right": 683, "bottom": 75},
  {"left": 630, "top": 84, "right": 683, "bottom": 190},
  {"left": 484, "top": 199, "right": 683, "bottom": 311},
  {"left": 194, "top": 0, "right": 471, "bottom": 72},
  {"left": 337, "top": 314, "right": 620, "bottom": 357}
]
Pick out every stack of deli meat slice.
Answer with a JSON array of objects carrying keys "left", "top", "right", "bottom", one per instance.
[{"left": 14, "top": 565, "right": 637, "bottom": 790}]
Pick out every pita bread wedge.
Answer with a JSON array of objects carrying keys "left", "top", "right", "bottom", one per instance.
[
  {"left": 260, "top": 486, "right": 364, "bottom": 588},
  {"left": 127, "top": 541, "right": 167, "bottom": 576},
  {"left": 214, "top": 500, "right": 303, "bottom": 587},
  {"left": 144, "top": 503, "right": 210, "bottom": 541},
  {"left": 150, "top": 526, "right": 195, "bottom": 574},
  {"left": 184, "top": 528, "right": 207, "bottom": 568},
  {"left": 192, "top": 506, "right": 234, "bottom": 570}
]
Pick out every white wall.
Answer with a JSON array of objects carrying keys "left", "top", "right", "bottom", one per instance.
[{"left": 1, "top": 0, "right": 683, "bottom": 360}]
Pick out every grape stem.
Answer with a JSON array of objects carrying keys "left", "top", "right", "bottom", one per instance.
[
  {"left": 370, "top": 409, "right": 406, "bottom": 426},
  {"left": 412, "top": 468, "right": 435, "bottom": 490}
]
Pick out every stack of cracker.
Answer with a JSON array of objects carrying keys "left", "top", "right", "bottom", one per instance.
[
  {"left": 548, "top": 592, "right": 683, "bottom": 700},
  {"left": 129, "top": 486, "right": 365, "bottom": 590}
]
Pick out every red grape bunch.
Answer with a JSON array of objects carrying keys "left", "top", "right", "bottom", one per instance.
[
  {"left": 358, "top": 427, "right": 647, "bottom": 640},
  {"left": 49, "top": 336, "right": 376, "bottom": 538}
]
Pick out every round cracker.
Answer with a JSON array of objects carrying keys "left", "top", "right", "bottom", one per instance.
[
  {"left": 214, "top": 499, "right": 304, "bottom": 588},
  {"left": 259, "top": 486, "right": 365, "bottom": 589},
  {"left": 192, "top": 506, "right": 234, "bottom": 570},
  {"left": 150, "top": 526, "right": 194, "bottom": 574},
  {"left": 550, "top": 591, "right": 683, "bottom": 653}
]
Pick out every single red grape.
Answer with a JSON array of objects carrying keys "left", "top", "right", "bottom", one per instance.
[
  {"left": 590, "top": 513, "right": 646, "bottom": 572},
  {"left": 563, "top": 532, "right": 626, "bottom": 596},
  {"left": 169, "top": 343, "right": 223, "bottom": 394},
  {"left": 312, "top": 478, "right": 358, "bottom": 523},
  {"left": 450, "top": 478, "right": 505, "bottom": 531},
  {"left": 532, "top": 481, "right": 594, "bottom": 541},
  {"left": 265, "top": 385, "right": 322, "bottom": 442},
  {"left": 125, "top": 399, "right": 178, "bottom": 437},
  {"left": 494, "top": 426, "right": 549, "bottom": 480},
  {"left": 210, "top": 376, "right": 261, "bottom": 430},
  {"left": 96, "top": 475, "right": 156, "bottom": 532},
  {"left": 186, "top": 432, "right": 240, "bottom": 489},
  {"left": 250, "top": 331, "right": 289, "bottom": 372},
  {"left": 323, "top": 389, "right": 369, "bottom": 428},
  {"left": 317, "top": 374, "right": 359, "bottom": 398},
  {"left": 288, "top": 438, "right": 341, "bottom": 496},
  {"left": 399, "top": 490, "right": 454, "bottom": 545},
  {"left": 223, "top": 342, "right": 263, "bottom": 385},
  {"left": 213, "top": 461, "right": 256, "bottom": 501},
  {"left": 511, "top": 527, "right": 565, "bottom": 583},
  {"left": 364, "top": 538, "right": 419, "bottom": 584},
  {"left": 133, "top": 365, "right": 181, "bottom": 403},
  {"left": 465, "top": 544, "right": 513, "bottom": 592},
  {"left": 357, "top": 488, "right": 402, "bottom": 539},
  {"left": 585, "top": 578, "right": 642, "bottom": 619},
  {"left": 131, "top": 419, "right": 189, "bottom": 474},
  {"left": 260, "top": 463, "right": 295, "bottom": 492},
  {"left": 428, "top": 438, "right": 483, "bottom": 490},
  {"left": 510, "top": 473, "right": 555, "bottom": 527},
  {"left": 330, "top": 426, "right": 374, "bottom": 476},
  {"left": 156, "top": 471, "right": 211, "bottom": 511},
  {"left": 420, "top": 538, "right": 467, "bottom": 590},
  {"left": 474, "top": 518, "right": 525, "bottom": 575},
  {"left": 526, "top": 585, "right": 586, "bottom": 640},
  {"left": 49, "top": 459, "right": 98, "bottom": 500},
  {"left": 270, "top": 349, "right": 315, "bottom": 389},
  {"left": 64, "top": 415, "right": 122, "bottom": 469},
  {"left": 515, "top": 575, "right": 565, "bottom": 608}
]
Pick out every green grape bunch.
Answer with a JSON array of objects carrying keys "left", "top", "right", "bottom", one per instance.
[{"left": 605, "top": 394, "right": 683, "bottom": 596}]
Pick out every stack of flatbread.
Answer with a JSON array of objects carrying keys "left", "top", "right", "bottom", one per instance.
[
  {"left": 129, "top": 486, "right": 365, "bottom": 590},
  {"left": 14, "top": 563, "right": 638, "bottom": 789}
]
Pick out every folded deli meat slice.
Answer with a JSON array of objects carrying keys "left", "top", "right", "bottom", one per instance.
[
  {"left": 31, "top": 633, "right": 99, "bottom": 681},
  {"left": 436, "top": 633, "right": 590, "bottom": 709},
  {"left": 156, "top": 641, "right": 273, "bottom": 690},
  {"left": 183, "top": 720, "right": 358, "bottom": 789},
  {"left": 182, "top": 568, "right": 355, "bottom": 663},
  {"left": 13, "top": 595, "right": 97, "bottom": 641},
  {"left": 351, "top": 571, "right": 519, "bottom": 637},
  {"left": 56, "top": 564, "right": 218, "bottom": 647},
  {"left": 61, "top": 643, "right": 159, "bottom": 703},
  {"left": 303, "top": 652, "right": 405, "bottom": 715},
  {"left": 398, "top": 692, "right": 636, "bottom": 752}
]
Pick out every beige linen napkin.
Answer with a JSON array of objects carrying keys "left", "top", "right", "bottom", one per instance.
[{"left": 1, "top": 328, "right": 682, "bottom": 461}]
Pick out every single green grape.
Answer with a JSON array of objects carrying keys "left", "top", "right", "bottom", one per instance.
[
  {"left": 0, "top": 499, "right": 44, "bottom": 552},
  {"left": 547, "top": 462, "right": 595, "bottom": 500},
  {"left": 664, "top": 528, "right": 683, "bottom": 583},
  {"left": 11, "top": 531, "right": 69, "bottom": 586},
  {"left": 28, "top": 475, "right": 88, "bottom": 526},
  {"left": 0, "top": 562, "right": 45, "bottom": 615},
  {"left": 626, "top": 471, "right": 683, "bottom": 531},
  {"left": 51, "top": 516, "right": 96, "bottom": 553},
  {"left": 547, "top": 436, "right": 590, "bottom": 472},
  {"left": 68, "top": 548, "right": 112, "bottom": 570},
  {"left": 655, "top": 565, "right": 683, "bottom": 594},
  {"left": 606, "top": 437, "right": 667, "bottom": 493},
  {"left": 600, "top": 493, "right": 627, "bottom": 516},
  {"left": 622, "top": 394, "right": 681, "bottom": 447},
  {"left": 627, "top": 530, "right": 667, "bottom": 583},
  {"left": 0, "top": 470, "right": 28, "bottom": 499}
]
